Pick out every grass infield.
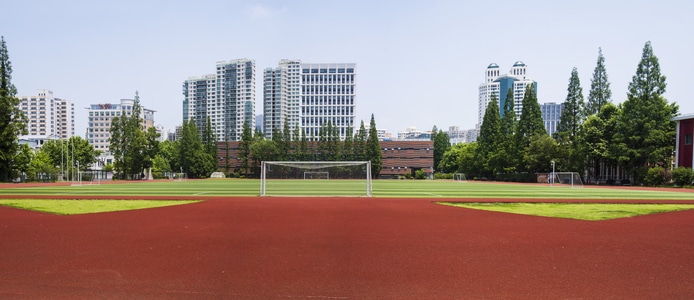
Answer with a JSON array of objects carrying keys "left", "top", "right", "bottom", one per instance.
[
  {"left": 0, "top": 199, "right": 201, "bottom": 215},
  {"left": 438, "top": 202, "right": 694, "bottom": 220}
]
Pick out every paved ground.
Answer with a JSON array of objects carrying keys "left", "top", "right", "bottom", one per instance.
[{"left": 1, "top": 196, "right": 694, "bottom": 299}]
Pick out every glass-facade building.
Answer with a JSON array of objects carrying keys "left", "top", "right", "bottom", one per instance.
[
  {"left": 183, "top": 59, "right": 255, "bottom": 141},
  {"left": 478, "top": 61, "right": 537, "bottom": 127},
  {"left": 540, "top": 102, "right": 564, "bottom": 136}
]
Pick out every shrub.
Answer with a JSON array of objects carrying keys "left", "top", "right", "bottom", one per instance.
[
  {"left": 434, "top": 173, "right": 453, "bottom": 180},
  {"left": 643, "top": 166, "right": 669, "bottom": 187},
  {"left": 415, "top": 169, "right": 426, "bottom": 179},
  {"left": 671, "top": 167, "right": 694, "bottom": 187}
]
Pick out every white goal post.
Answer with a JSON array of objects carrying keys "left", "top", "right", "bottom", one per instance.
[
  {"left": 549, "top": 172, "right": 584, "bottom": 188},
  {"left": 454, "top": 173, "right": 467, "bottom": 182},
  {"left": 261, "top": 161, "right": 372, "bottom": 197}
]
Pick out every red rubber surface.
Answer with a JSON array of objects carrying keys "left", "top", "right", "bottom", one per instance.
[{"left": 1, "top": 196, "right": 694, "bottom": 299}]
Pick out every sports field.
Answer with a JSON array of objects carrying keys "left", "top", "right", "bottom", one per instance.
[
  {"left": 2, "top": 180, "right": 694, "bottom": 299},
  {"left": 2, "top": 179, "right": 694, "bottom": 200}
]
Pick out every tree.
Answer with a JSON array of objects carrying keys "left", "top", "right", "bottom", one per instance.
[
  {"left": 499, "top": 88, "right": 517, "bottom": 173},
  {"left": 523, "top": 134, "right": 564, "bottom": 173},
  {"left": 439, "top": 142, "right": 477, "bottom": 175},
  {"left": 14, "top": 143, "right": 33, "bottom": 180},
  {"left": 617, "top": 41, "right": 678, "bottom": 184},
  {"left": 431, "top": 125, "right": 451, "bottom": 171},
  {"left": 41, "top": 137, "right": 100, "bottom": 180},
  {"left": 515, "top": 84, "right": 547, "bottom": 171},
  {"left": 109, "top": 91, "right": 147, "bottom": 179},
  {"left": 0, "top": 36, "right": 26, "bottom": 182},
  {"left": 579, "top": 103, "right": 620, "bottom": 183},
  {"left": 202, "top": 116, "right": 217, "bottom": 174},
  {"left": 152, "top": 140, "right": 176, "bottom": 175},
  {"left": 354, "top": 120, "right": 367, "bottom": 161},
  {"left": 342, "top": 126, "right": 354, "bottom": 161},
  {"left": 433, "top": 129, "right": 451, "bottom": 173},
  {"left": 251, "top": 139, "right": 278, "bottom": 167},
  {"left": 28, "top": 148, "right": 57, "bottom": 181},
  {"left": 556, "top": 67, "right": 586, "bottom": 172},
  {"left": 238, "top": 121, "right": 253, "bottom": 177},
  {"left": 366, "top": 114, "right": 382, "bottom": 178},
  {"left": 476, "top": 94, "right": 502, "bottom": 178},
  {"left": 586, "top": 48, "right": 612, "bottom": 115}
]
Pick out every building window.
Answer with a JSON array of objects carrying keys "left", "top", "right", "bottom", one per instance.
[{"left": 686, "top": 134, "right": 693, "bottom": 145}]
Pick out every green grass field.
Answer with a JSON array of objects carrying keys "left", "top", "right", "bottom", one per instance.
[
  {"left": 0, "top": 199, "right": 200, "bottom": 215},
  {"left": 439, "top": 202, "right": 694, "bottom": 220},
  {"left": 1, "top": 179, "right": 694, "bottom": 200}
]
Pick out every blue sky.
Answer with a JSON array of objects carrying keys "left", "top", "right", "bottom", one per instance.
[{"left": 2, "top": 0, "right": 692, "bottom": 136}]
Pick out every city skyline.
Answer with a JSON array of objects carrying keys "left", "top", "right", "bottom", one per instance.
[{"left": 3, "top": 1, "right": 693, "bottom": 137}]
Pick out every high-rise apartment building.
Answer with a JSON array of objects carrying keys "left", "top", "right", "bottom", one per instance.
[
  {"left": 478, "top": 62, "right": 537, "bottom": 127},
  {"left": 86, "top": 98, "right": 155, "bottom": 152},
  {"left": 18, "top": 89, "right": 75, "bottom": 140},
  {"left": 541, "top": 102, "right": 564, "bottom": 136},
  {"left": 183, "top": 59, "right": 255, "bottom": 141},
  {"left": 263, "top": 60, "right": 356, "bottom": 141}
]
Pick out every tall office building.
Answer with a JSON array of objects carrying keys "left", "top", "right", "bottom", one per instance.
[
  {"left": 263, "top": 60, "right": 356, "bottom": 141},
  {"left": 18, "top": 89, "right": 75, "bottom": 140},
  {"left": 183, "top": 59, "right": 255, "bottom": 141},
  {"left": 86, "top": 98, "right": 155, "bottom": 152},
  {"left": 478, "top": 61, "right": 536, "bottom": 127},
  {"left": 541, "top": 102, "right": 564, "bottom": 136}
]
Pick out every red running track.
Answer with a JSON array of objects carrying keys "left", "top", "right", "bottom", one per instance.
[{"left": 1, "top": 196, "right": 694, "bottom": 299}]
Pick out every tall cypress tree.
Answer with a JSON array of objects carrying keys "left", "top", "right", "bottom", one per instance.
[
  {"left": 476, "top": 94, "right": 502, "bottom": 177},
  {"left": 556, "top": 68, "right": 586, "bottom": 172},
  {"left": 0, "top": 36, "right": 26, "bottom": 182},
  {"left": 515, "top": 84, "right": 546, "bottom": 171},
  {"left": 499, "top": 88, "right": 517, "bottom": 172},
  {"left": 366, "top": 114, "right": 382, "bottom": 178},
  {"left": 354, "top": 120, "right": 367, "bottom": 161},
  {"left": 618, "top": 41, "right": 678, "bottom": 183},
  {"left": 238, "top": 121, "right": 253, "bottom": 176},
  {"left": 586, "top": 48, "right": 612, "bottom": 115},
  {"left": 343, "top": 126, "right": 354, "bottom": 161}
]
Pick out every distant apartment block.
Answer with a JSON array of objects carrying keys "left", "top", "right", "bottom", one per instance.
[
  {"left": 86, "top": 98, "right": 155, "bottom": 152},
  {"left": 183, "top": 59, "right": 255, "bottom": 141},
  {"left": 263, "top": 60, "right": 356, "bottom": 141},
  {"left": 478, "top": 62, "right": 537, "bottom": 127},
  {"left": 18, "top": 89, "right": 75, "bottom": 140},
  {"left": 541, "top": 102, "right": 564, "bottom": 136}
]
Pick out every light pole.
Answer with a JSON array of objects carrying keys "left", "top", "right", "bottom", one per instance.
[{"left": 550, "top": 160, "right": 555, "bottom": 185}]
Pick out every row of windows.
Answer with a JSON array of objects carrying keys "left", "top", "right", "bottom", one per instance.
[
  {"left": 302, "top": 74, "right": 354, "bottom": 84},
  {"left": 302, "top": 96, "right": 354, "bottom": 106},
  {"left": 302, "top": 68, "right": 354, "bottom": 74},
  {"left": 302, "top": 85, "right": 354, "bottom": 95}
]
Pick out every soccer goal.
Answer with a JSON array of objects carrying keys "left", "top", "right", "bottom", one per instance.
[
  {"left": 173, "top": 173, "right": 187, "bottom": 182},
  {"left": 454, "top": 173, "right": 467, "bottom": 182},
  {"left": 549, "top": 172, "right": 584, "bottom": 188},
  {"left": 71, "top": 171, "right": 101, "bottom": 186},
  {"left": 261, "top": 161, "right": 372, "bottom": 197}
]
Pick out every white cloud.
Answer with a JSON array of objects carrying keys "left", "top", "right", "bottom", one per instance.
[{"left": 247, "top": 4, "right": 287, "bottom": 19}]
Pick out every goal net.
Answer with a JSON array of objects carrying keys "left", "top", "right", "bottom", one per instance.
[
  {"left": 549, "top": 172, "right": 584, "bottom": 188},
  {"left": 261, "top": 161, "right": 372, "bottom": 197},
  {"left": 71, "top": 171, "right": 101, "bottom": 186},
  {"left": 454, "top": 173, "right": 467, "bottom": 182}
]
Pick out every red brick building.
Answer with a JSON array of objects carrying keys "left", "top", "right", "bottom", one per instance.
[
  {"left": 216, "top": 140, "right": 434, "bottom": 178},
  {"left": 674, "top": 114, "right": 694, "bottom": 168}
]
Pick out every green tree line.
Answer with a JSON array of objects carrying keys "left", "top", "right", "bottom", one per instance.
[{"left": 439, "top": 41, "right": 683, "bottom": 185}]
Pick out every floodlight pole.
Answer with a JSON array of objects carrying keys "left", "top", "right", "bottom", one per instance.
[{"left": 551, "top": 160, "right": 555, "bottom": 185}]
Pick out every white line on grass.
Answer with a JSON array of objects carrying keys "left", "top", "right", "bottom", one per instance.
[
  {"left": 424, "top": 192, "right": 443, "bottom": 197},
  {"left": 193, "top": 192, "right": 209, "bottom": 195}
]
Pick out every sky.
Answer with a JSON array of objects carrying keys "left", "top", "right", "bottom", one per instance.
[{"left": 2, "top": 0, "right": 693, "bottom": 137}]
